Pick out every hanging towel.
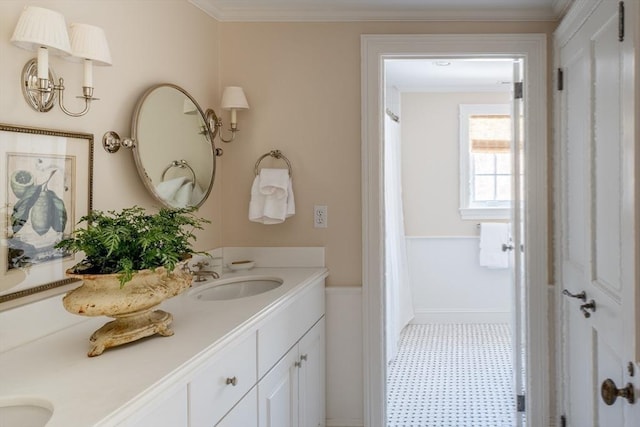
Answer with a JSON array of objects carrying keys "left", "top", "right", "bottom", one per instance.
[
  {"left": 249, "top": 168, "right": 295, "bottom": 224},
  {"left": 155, "top": 176, "right": 186, "bottom": 203},
  {"left": 190, "top": 182, "right": 205, "bottom": 205},
  {"left": 258, "top": 168, "right": 289, "bottom": 198},
  {"left": 173, "top": 181, "right": 193, "bottom": 207},
  {"left": 479, "top": 222, "right": 510, "bottom": 269}
]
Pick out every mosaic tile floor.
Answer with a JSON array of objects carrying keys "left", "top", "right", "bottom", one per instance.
[{"left": 387, "top": 324, "right": 516, "bottom": 427}]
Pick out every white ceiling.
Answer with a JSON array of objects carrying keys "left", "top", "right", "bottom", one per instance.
[
  {"left": 189, "top": 0, "right": 571, "bottom": 22},
  {"left": 386, "top": 58, "right": 515, "bottom": 93}
]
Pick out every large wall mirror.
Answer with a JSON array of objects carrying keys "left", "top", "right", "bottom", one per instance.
[{"left": 132, "top": 84, "right": 215, "bottom": 208}]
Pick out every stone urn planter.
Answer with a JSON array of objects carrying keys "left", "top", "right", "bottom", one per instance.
[{"left": 63, "top": 264, "right": 192, "bottom": 357}]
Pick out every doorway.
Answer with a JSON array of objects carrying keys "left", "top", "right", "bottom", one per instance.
[
  {"left": 361, "top": 34, "right": 549, "bottom": 427},
  {"left": 384, "top": 56, "right": 521, "bottom": 426}
]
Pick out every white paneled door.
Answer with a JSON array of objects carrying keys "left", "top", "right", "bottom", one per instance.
[{"left": 557, "top": 0, "right": 639, "bottom": 426}]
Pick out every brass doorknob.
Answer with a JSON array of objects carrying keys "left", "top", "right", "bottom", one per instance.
[{"left": 601, "top": 378, "right": 635, "bottom": 405}]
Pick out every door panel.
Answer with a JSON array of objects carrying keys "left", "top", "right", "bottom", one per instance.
[
  {"left": 560, "top": 18, "right": 593, "bottom": 427},
  {"left": 558, "top": 1, "right": 637, "bottom": 426},
  {"left": 592, "top": 11, "right": 623, "bottom": 298}
]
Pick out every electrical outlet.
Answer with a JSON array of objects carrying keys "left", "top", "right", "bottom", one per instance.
[{"left": 314, "top": 205, "right": 328, "bottom": 228}]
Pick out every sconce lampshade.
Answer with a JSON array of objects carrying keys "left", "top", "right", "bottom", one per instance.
[
  {"left": 10, "top": 6, "right": 71, "bottom": 56},
  {"left": 221, "top": 86, "right": 249, "bottom": 110},
  {"left": 67, "top": 23, "right": 112, "bottom": 65}
]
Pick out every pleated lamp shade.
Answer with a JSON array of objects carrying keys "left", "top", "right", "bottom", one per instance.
[
  {"left": 221, "top": 87, "right": 250, "bottom": 110},
  {"left": 10, "top": 6, "right": 71, "bottom": 56},
  {"left": 68, "top": 23, "right": 112, "bottom": 66}
]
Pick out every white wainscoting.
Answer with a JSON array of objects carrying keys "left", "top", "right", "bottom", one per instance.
[
  {"left": 325, "top": 286, "right": 364, "bottom": 427},
  {"left": 407, "top": 236, "right": 512, "bottom": 324}
]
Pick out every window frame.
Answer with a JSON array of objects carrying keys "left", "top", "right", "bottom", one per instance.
[{"left": 459, "top": 103, "right": 512, "bottom": 220}]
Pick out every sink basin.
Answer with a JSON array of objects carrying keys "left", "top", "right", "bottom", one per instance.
[
  {"left": 189, "top": 276, "right": 283, "bottom": 301},
  {"left": 0, "top": 397, "right": 53, "bottom": 427}
]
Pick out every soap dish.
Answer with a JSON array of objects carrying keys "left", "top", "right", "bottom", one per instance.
[{"left": 227, "top": 260, "right": 255, "bottom": 271}]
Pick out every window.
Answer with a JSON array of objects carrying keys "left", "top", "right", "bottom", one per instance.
[{"left": 459, "top": 104, "right": 512, "bottom": 220}]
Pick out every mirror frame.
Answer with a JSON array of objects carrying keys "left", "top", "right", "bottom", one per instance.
[{"left": 131, "top": 83, "right": 216, "bottom": 209}]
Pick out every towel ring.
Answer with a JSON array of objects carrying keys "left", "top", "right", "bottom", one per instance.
[
  {"left": 254, "top": 150, "right": 292, "bottom": 177},
  {"left": 161, "top": 159, "right": 196, "bottom": 183}
]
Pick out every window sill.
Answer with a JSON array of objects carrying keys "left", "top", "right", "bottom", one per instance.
[{"left": 459, "top": 207, "right": 510, "bottom": 220}]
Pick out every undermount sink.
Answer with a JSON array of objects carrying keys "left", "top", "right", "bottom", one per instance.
[
  {"left": 0, "top": 397, "right": 53, "bottom": 427},
  {"left": 189, "top": 276, "right": 283, "bottom": 301}
]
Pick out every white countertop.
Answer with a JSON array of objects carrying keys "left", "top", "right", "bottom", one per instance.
[{"left": 0, "top": 267, "right": 328, "bottom": 427}]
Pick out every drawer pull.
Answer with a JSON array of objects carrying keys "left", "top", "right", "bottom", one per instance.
[
  {"left": 225, "top": 376, "right": 238, "bottom": 386},
  {"left": 300, "top": 354, "right": 308, "bottom": 362}
]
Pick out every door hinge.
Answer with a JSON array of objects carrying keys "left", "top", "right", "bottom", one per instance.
[
  {"left": 557, "top": 68, "right": 564, "bottom": 91},
  {"left": 517, "top": 394, "right": 526, "bottom": 412},
  {"left": 514, "top": 82, "right": 523, "bottom": 99},
  {"left": 619, "top": 1, "right": 625, "bottom": 42},
  {"left": 560, "top": 415, "right": 567, "bottom": 427}
]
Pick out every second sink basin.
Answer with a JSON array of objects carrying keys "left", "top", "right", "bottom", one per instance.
[
  {"left": 189, "top": 276, "right": 283, "bottom": 301},
  {"left": 0, "top": 397, "right": 53, "bottom": 427}
]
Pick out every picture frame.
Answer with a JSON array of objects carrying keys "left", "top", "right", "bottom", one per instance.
[{"left": 0, "top": 123, "right": 93, "bottom": 307}]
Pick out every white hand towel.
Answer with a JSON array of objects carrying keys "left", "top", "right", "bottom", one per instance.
[
  {"left": 286, "top": 178, "right": 295, "bottom": 217},
  {"left": 249, "top": 171, "right": 295, "bottom": 224},
  {"left": 479, "top": 222, "right": 510, "bottom": 269},
  {"left": 190, "top": 182, "right": 205, "bottom": 205},
  {"left": 174, "top": 182, "right": 193, "bottom": 207},
  {"left": 259, "top": 168, "right": 289, "bottom": 199},
  {"left": 155, "top": 177, "right": 186, "bottom": 203},
  {"left": 249, "top": 175, "right": 266, "bottom": 223}
]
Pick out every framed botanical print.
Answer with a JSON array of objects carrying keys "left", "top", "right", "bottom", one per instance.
[{"left": 0, "top": 124, "right": 93, "bottom": 306}]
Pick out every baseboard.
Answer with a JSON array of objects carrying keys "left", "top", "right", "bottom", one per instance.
[
  {"left": 326, "top": 419, "right": 365, "bottom": 427},
  {"left": 411, "top": 309, "right": 510, "bottom": 324}
]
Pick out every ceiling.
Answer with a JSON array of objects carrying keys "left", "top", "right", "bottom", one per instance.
[
  {"left": 189, "top": 0, "right": 571, "bottom": 22},
  {"left": 386, "top": 58, "right": 515, "bottom": 93}
]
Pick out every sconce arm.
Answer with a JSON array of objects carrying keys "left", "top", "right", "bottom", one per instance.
[
  {"left": 205, "top": 108, "right": 239, "bottom": 144},
  {"left": 55, "top": 78, "right": 98, "bottom": 117}
]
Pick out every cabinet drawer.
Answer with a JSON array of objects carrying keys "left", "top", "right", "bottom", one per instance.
[
  {"left": 190, "top": 332, "right": 257, "bottom": 427},
  {"left": 258, "top": 278, "right": 325, "bottom": 377}
]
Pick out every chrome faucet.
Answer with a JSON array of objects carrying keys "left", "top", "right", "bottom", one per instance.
[{"left": 190, "top": 261, "right": 220, "bottom": 282}]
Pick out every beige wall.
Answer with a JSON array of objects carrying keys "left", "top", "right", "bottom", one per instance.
[
  {"left": 1, "top": 1, "right": 556, "bottom": 287},
  {"left": 401, "top": 91, "right": 511, "bottom": 237},
  {"left": 0, "top": 0, "right": 222, "bottom": 252},
  {"left": 218, "top": 20, "right": 555, "bottom": 286}
]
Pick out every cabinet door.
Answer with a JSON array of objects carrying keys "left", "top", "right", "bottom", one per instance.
[
  {"left": 298, "top": 318, "right": 325, "bottom": 427},
  {"left": 258, "top": 346, "right": 299, "bottom": 427},
  {"left": 216, "top": 386, "right": 258, "bottom": 427},
  {"left": 190, "top": 332, "right": 257, "bottom": 427}
]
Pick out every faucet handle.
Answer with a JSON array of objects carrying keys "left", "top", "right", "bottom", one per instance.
[{"left": 193, "top": 261, "right": 209, "bottom": 270}]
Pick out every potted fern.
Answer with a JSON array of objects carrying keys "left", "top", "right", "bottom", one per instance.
[{"left": 55, "top": 206, "right": 209, "bottom": 357}]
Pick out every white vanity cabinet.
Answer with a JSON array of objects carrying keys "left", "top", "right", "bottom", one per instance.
[
  {"left": 189, "top": 331, "right": 258, "bottom": 427},
  {"left": 258, "top": 318, "right": 325, "bottom": 427},
  {"left": 215, "top": 386, "right": 258, "bottom": 427},
  {"left": 298, "top": 318, "right": 325, "bottom": 427},
  {"left": 120, "top": 385, "right": 189, "bottom": 427},
  {"left": 112, "top": 274, "right": 325, "bottom": 427}
]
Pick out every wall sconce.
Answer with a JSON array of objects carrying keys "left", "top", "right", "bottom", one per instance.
[
  {"left": 205, "top": 86, "right": 249, "bottom": 143},
  {"left": 10, "top": 6, "right": 112, "bottom": 117}
]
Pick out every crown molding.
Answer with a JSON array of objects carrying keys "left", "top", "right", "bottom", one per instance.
[
  {"left": 552, "top": 0, "right": 573, "bottom": 19},
  {"left": 190, "top": 0, "right": 559, "bottom": 22}
]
